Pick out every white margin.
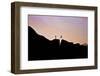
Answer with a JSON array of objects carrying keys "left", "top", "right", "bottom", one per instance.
[{"left": 20, "top": 7, "right": 95, "bottom": 70}]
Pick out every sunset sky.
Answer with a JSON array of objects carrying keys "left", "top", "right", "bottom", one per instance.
[{"left": 28, "top": 15, "right": 88, "bottom": 44}]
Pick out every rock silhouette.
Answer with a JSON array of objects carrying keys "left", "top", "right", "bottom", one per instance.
[{"left": 28, "top": 26, "right": 88, "bottom": 61}]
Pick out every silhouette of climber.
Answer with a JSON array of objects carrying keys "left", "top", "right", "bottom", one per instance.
[
  {"left": 55, "top": 35, "right": 57, "bottom": 39},
  {"left": 59, "top": 35, "right": 62, "bottom": 45}
]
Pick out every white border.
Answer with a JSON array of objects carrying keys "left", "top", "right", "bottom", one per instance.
[{"left": 20, "top": 7, "right": 95, "bottom": 70}]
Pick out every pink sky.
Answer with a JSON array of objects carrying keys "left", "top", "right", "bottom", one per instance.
[{"left": 28, "top": 15, "right": 88, "bottom": 44}]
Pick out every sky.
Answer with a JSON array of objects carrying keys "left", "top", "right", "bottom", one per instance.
[{"left": 28, "top": 15, "right": 88, "bottom": 44}]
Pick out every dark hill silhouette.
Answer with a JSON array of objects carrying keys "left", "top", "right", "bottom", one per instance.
[{"left": 28, "top": 26, "right": 88, "bottom": 61}]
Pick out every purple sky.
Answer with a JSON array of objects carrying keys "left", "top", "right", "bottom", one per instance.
[{"left": 28, "top": 15, "right": 88, "bottom": 44}]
